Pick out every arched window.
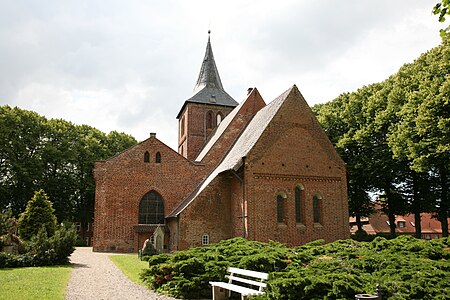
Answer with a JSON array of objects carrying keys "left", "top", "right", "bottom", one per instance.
[
  {"left": 180, "top": 117, "right": 185, "bottom": 137},
  {"left": 295, "top": 185, "right": 305, "bottom": 223},
  {"left": 144, "top": 151, "right": 150, "bottom": 163},
  {"left": 202, "top": 233, "right": 210, "bottom": 245},
  {"left": 155, "top": 152, "right": 161, "bottom": 163},
  {"left": 216, "top": 112, "right": 223, "bottom": 125},
  {"left": 313, "top": 194, "right": 322, "bottom": 224},
  {"left": 139, "top": 191, "right": 164, "bottom": 224},
  {"left": 206, "top": 111, "right": 214, "bottom": 129},
  {"left": 277, "top": 194, "right": 285, "bottom": 223}
]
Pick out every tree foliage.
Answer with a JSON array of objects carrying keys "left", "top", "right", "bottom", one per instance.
[
  {"left": 434, "top": 0, "right": 450, "bottom": 36},
  {"left": 0, "top": 106, "right": 137, "bottom": 231},
  {"left": 313, "top": 36, "right": 450, "bottom": 237},
  {"left": 18, "top": 189, "right": 57, "bottom": 241}
]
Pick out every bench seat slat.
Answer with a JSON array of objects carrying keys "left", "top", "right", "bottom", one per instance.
[
  {"left": 225, "top": 275, "right": 267, "bottom": 288},
  {"left": 228, "top": 267, "right": 269, "bottom": 280},
  {"left": 209, "top": 282, "right": 264, "bottom": 296}
]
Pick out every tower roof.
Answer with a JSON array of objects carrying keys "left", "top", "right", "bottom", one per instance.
[
  {"left": 177, "top": 32, "right": 238, "bottom": 119},
  {"left": 193, "top": 31, "right": 224, "bottom": 94}
]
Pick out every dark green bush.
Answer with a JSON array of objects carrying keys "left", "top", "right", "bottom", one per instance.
[
  {"left": 0, "top": 252, "right": 32, "bottom": 268},
  {"left": 139, "top": 237, "right": 450, "bottom": 299},
  {"left": 26, "top": 224, "right": 77, "bottom": 266},
  {"left": 0, "top": 224, "right": 77, "bottom": 268}
]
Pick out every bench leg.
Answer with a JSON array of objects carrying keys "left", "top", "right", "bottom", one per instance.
[{"left": 212, "top": 286, "right": 228, "bottom": 300}]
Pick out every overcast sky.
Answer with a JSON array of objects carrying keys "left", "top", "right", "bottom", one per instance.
[{"left": 0, "top": 1, "right": 446, "bottom": 150}]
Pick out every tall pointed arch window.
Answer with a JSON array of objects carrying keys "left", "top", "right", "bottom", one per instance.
[
  {"left": 155, "top": 152, "right": 161, "bottom": 163},
  {"left": 313, "top": 194, "right": 322, "bottom": 224},
  {"left": 206, "top": 111, "right": 214, "bottom": 129},
  {"left": 180, "top": 117, "right": 185, "bottom": 137},
  {"left": 139, "top": 191, "right": 164, "bottom": 224},
  {"left": 295, "top": 185, "right": 305, "bottom": 224},
  {"left": 276, "top": 193, "right": 286, "bottom": 224},
  {"left": 144, "top": 151, "right": 150, "bottom": 163}
]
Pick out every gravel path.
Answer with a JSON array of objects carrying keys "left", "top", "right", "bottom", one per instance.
[{"left": 65, "top": 247, "right": 179, "bottom": 300}]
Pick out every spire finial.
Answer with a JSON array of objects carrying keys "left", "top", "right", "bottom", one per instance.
[{"left": 208, "top": 29, "right": 211, "bottom": 35}]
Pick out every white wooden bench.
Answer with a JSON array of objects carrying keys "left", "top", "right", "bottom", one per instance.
[{"left": 209, "top": 267, "right": 269, "bottom": 300}]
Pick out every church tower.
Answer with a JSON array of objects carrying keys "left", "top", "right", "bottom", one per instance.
[{"left": 177, "top": 31, "right": 238, "bottom": 160}]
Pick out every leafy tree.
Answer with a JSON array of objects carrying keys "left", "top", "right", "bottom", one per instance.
[
  {"left": 433, "top": 0, "right": 450, "bottom": 36},
  {"left": 106, "top": 130, "right": 137, "bottom": 157},
  {"left": 314, "top": 94, "right": 375, "bottom": 234},
  {"left": 0, "top": 105, "right": 138, "bottom": 236},
  {"left": 315, "top": 37, "right": 450, "bottom": 238},
  {"left": 18, "top": 189, "right": 57, "bottom": 240},
  {"left": 40, "top": 118, "right": 79, "bottom": 222},
  {"left": 0, "top": 106, "right": 46, "bottom": 216},
  {"left": 389, "top": 37, "right": 450, "bottom": 237}
]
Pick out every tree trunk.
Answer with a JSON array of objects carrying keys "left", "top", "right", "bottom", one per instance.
[
  {"left": 412, "top": 172, "right": 422, "bottom": 239},
  {"left": 439, "top": 167, "right": 449, "bottom": 238},
  {"left": 356, "top": 214, "right": 363, "bottom": 232},
  {"left": 386, "top": 188, "right": 397, "bottom": 238}
]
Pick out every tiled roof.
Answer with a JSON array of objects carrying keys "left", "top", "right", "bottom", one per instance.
[
  {"left": 169, "top": 86, "right": 295, "bottom": 217},
  {"left": 350, "top": 206, "right": 449, "bottom": 236}
]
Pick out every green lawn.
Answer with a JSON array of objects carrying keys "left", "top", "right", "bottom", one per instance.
[
  {"left": 109, "top": 254, "right": 149, "bottom": 286},
  {"left": 0, "top": 266, "right": 72, "bottom": 300}
]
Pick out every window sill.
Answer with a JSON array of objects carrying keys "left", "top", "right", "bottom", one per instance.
[
  {"left": 313, "top": 223, "right": 323, "bottom": 229},
  {"left": 296, "top": 223, "right": 306, "bottom": 231},
  {"left": 277, "top": 223, "right": 287, "bottom": 228}
]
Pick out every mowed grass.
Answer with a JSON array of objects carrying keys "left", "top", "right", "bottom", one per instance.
[
  {"left": 109, "top": 254, "right": 149, "bottom": 286},
  {"left": 0, "top": 266, "right": 72, "bottom": 300}
]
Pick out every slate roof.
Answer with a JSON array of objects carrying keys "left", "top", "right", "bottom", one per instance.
[
  {"left": 169, "top": 86, "right": 295, "bottom": 217},
  {"left": 193, "top": 33, "right": 224, "bottom": 94},
  {"left": 177, "top": 33, "right": 238, "bottom": 119}
]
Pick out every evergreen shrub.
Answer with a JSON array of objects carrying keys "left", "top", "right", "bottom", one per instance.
[
  {"left": 140, "top": 236, "right": 450, "bottom": 299},
  {"left": 18, "top": 190, "right": 57, "bottom": 241}
]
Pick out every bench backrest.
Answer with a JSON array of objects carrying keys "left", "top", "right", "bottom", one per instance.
[{"left": 226, "top": 267, "right": 269, "bottom": 292}]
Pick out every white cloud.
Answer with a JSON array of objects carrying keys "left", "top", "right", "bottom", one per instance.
[{"left": 0, "top": 0, "right": 446, "bottom": 149}]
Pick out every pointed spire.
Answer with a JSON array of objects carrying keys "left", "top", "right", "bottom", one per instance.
[{"left": 193, "top": 31, "right": 224, "bottom": 94}]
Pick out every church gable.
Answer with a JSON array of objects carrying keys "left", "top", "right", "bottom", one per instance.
[
  {"left": 247, "top": 85, "right": 346, "bottom": 174},
  {"left": 243, "top": 86, "right": 349, "bottom": 245},
  {"left": 95, "top": 134, "right": 198, "bottom": 178},
  {"left": 93, "top": 134, "right": 207, "bottom": 252}
]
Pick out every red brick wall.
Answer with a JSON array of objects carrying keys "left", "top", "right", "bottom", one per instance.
[
  {"left": 93, "top": 135, "right": 207, "bottom": 252},
  {"left": 177, "top": 176, "right": 233, "bottom": 249},
  {"left": 178, "top": 103, "right": 235, "bottom": 160}
]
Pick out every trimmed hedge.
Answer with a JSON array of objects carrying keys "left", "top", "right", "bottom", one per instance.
[{"left": 140, "top": 236, "right": 450, "bottom": 299}]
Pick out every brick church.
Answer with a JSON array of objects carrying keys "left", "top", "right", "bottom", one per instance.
[{"left": 93, "top": 33, "right": 349, "bottom": 253}]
